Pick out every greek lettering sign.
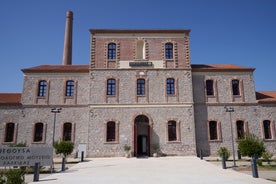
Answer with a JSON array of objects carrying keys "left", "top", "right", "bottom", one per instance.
[
  {"left": 129, "top": 62, "right": 153, "bottom": 67},
  {"left": 0, "top": 147, "right": 53, "bottom": 167}
]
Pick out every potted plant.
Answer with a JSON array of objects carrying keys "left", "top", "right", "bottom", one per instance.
[
  {"left": 152, "top": 144, "right": 160, "bottom": 157},
  {"left": 218, "top": 147, "right": 230, "bottom": 161},
  {"left": 123, "top": 145, "right": 131, "bottom": 158}
]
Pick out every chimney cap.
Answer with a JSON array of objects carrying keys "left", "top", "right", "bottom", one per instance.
[{"left": 66, "top": 11, "right": 73, "bottom": 17}]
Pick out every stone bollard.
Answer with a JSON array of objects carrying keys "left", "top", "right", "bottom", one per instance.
[
  {"left": 251, "top": 157, "right": 259, "bottom": 178},
  {"left": 237, "top": 150, "right": 241, "bottom": 160},
  {"left": 199, "top": 149, "right": 203, "bottom": 160},
  {"left": 222, "top": 156, "right": 226, "bottom": 169},
  {"left": 81, "top": 151, "right": 84, "bottom": 162},
  {"left": 61, "top": 157, "right": 66, "bottom": 171},
  {"left": 33, "top": 162, "right": 40, "bottom": 182}
]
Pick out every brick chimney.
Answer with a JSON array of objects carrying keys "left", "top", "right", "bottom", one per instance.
[{"left": 62, "top": 11, "right": 73, "bottom": 65}]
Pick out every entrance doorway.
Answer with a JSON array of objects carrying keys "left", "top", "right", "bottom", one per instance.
[{"left": 134, "top": 115, "right": 150, "bottom": 157}]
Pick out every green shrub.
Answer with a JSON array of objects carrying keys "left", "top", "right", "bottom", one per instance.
[
  {"left": 152, "top": 144, "right": 160, "bottom": 153},
  {"left": 238, "top": 133, "right": 265, "bottom": 158},
  {"left": 123, "top": 145, "right": 131, "bottom": 152},
  {"left": 0, "top": 172, "right": 5, "bottom": 184},
  {"left": 218, "top": 147, "right": 230, "bottom": 160},
  {"left": 257, "top": 159, "right": 263, "bottom": 166},
  {"left": 54, "top": 141, "right": 74, "bottom": 158},
  {"left": 262, "top": 151, "right": 273, "bottom": 164},
  {"left": 5, "top": 169, "right": 25, "bottom": 184}
]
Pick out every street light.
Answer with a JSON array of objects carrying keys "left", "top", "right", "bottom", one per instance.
[
  {"left": 51, "top": 108, "right": 62, "bottom": 146},
  {"left": 224, "top": 106, "right": 236, "bottom": 167},
  {"left": 51, "top": 107, "right": 61, "bottom": 173}
]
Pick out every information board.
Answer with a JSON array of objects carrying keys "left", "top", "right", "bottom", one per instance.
[{"left": 0, "top": 147, "right": 53, "bottom": 167}]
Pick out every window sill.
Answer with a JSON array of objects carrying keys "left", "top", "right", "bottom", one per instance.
[
  {"left": 232, "top": 95, "right": 242, "bottom": 97},
  {"left": 263, "top": 139, "right": 276, "bottom": 142},
  {"left": 107, "top": 59, "right": 116, "bottom": 62},
  {"left": 107, "top": 95, "right": 116, "bottom": 97},
  {"left": 2, "top": 142, "right": 16, "bottom": 144},
  {"left": 206, "top": 95, "right": 216, "bottom": 98},
  {"left": 137, "top": 95, "right": 146, "bottom": 97},
  {"left": 104, "top": 141, "right": 119, "bottom": 144},
  {"left": 166, "top": 94, "right": 176, "bottom": 96},
  {"left": 32, "top": 141, "right": 46, "bottom": 144},
  {"left": 64, "top": 96, "right": 74, "bottom": 99},
  {"left": 166, "top": 140, "right": 181, "bottom": 144},
  {"left": 208, "top": 140, "right": 222, "bottom": 143}
]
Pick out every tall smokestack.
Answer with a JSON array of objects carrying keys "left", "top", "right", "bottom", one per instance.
[{"left": 62, "top": 11, "right": 73, "bottom": 65}]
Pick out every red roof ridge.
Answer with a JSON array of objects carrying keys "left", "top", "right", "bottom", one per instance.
[
  {"left": 191, "top": 64, "right": 255, "bottom": 72},
  {"left": 22, "top": 64, "right": 90, "bottom": 73},
  {"left": 256, "top": 91, "right": 276, "bottom": 104},
  {"left": 0, "top": 93, "right": 22, "bottom": 106}
]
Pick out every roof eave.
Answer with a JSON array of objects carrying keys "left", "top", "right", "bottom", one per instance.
[
  {"left": 192, "top": 68, "right": 255, "bottom": 72},
  {"left": 89, "top": 29, "right": 191, "bottom": 34}
]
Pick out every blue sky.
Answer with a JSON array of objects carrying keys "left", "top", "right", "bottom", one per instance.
[{"left": 0, "top": 0, "right": 275, "bottom": 92}]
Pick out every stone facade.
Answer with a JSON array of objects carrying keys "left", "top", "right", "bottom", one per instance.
[{"left": 0, "top": 29, "right": 275, "bottom": 158}]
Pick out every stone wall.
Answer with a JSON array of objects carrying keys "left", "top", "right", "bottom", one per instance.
[
  {"left": 193, "top": 69, "right": 276, "bottom": 156},
  {"left": 88, "top": 106, "right": 196, "bottom": 157},
  {"left": 21, "top": 73, "right": 90, "bottom": 105},
  {"left": 90, "top": 69, "right": 193, "bottom": 104}
]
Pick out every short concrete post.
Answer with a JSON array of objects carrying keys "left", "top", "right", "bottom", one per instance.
[
  {"left": 33, "top": 162, "right": 40, "bottom": 182},
  {"left": 81, "top": 151, "right": 84, "bottom": 162},
  {"left": 222, "top": 156, "right": 226, "bottom": 169},
  {"left": 61, "top": 157, "right": 66, "bottom": 171},
  {"left": 237, "top": 150, "right": 241, "bottom": 160},
  {"left": 199, "top": 149, "right": 203, "bottom": 160},
  {"left": 251, "top": 157, "right": 259, "bottom": 178}
]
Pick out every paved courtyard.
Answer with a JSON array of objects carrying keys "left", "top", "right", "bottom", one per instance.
[{"left": 29, "top": 157, "right": 274, "bottom": 184}]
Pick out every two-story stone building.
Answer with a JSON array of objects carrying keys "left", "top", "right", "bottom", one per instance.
[{"left": 0, "top": 11, "right": 275, "bottom": 157}]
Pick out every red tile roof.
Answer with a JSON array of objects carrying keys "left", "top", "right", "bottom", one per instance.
[
  {"left": 191, "top": 64, "right": 255, "bottom": 72},
  {"left": 0, "top": 93, "right": 21, "bottom": 106},
  {"left": 256, "top": 91, "right": 276, "bottom": 104},
  {"left": 22, "top": 65, "right": 89, "bottom": 73}
]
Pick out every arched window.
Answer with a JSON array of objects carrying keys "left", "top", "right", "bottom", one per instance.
[
  {"left": 206, "top": 80, "right": 214, "bottom": 96},
  {"left": 137, "top": 79, "right": 145, "bottom": 95},
  {"left": 5, "top": 122, "right": 15, "bottom": 142},
  {"left": 107, "top": 79, "right": 116, "bottom": 95},
  {"left": 209, "top": 121, "right": 218, "bottom": 140},
  {"left": 263, "top": 120, "right": 272, "bottom": 139},
  {"left": 136, "top": 40, "right": 145, "bottom": 60},
  {"left": 106, "top": 121, "right": 116, "bottom": 142},
  {"left": 108, "top": 43, "right": 116, "bottom": 60},
  {"left": 165, "top": 43, "right": 173, "bottom": 59},
  {"left": 232, "top": 79, "right": 240, "bottom": 96},
  {"left": 166, "top": 78, "right": 175, "bottom": 95},
  {"left": 236, "top": 121, "right": 245, "bottom": 139},
  {"left": 65, "top": 80, "right": 75, "bottom": 97},
  {"left": 63, "top": 122, "right": 72, "bottom": 141},
  {"left": 168, "top": 121, "right": 177, "bottom": 141},
  {"left": 33, "top": 122, "right": 44, "bottom": 142},
  {"left": 38, "top": 80, "right": 47, "bottom": 97}
]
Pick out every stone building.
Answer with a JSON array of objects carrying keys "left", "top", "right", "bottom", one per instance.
[{"left": 0, "top": 11, "right": 275, "bottom": 157}]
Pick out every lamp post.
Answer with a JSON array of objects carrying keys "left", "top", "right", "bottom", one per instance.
[
  {"left": 51, "top": 107, "right": 61, "bottom": 172},
  {"left": 51, "top": 108, "right": 62, "bottom": 146},
  {"left": 224, "top": 106, "right": 236, "bottom": 167}
]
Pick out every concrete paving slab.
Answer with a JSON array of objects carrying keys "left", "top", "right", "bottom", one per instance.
[{"left": 29, "top": 157, "right": 275, "bottom": 184}]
